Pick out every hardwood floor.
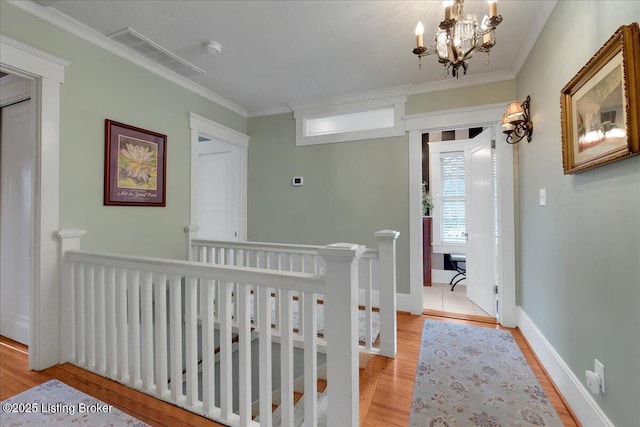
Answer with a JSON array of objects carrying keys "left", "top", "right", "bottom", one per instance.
[
  {"left": 1, "top": 313, "right": 579, "bottom": 426},
  {"left": 360, "top": 312, "right": 580, "bottom": 426}
]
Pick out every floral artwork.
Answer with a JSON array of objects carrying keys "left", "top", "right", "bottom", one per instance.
[
  {"left": 104, "top": 120, "right": 166, "bottom": 206},
  {"left": 118, "top": 137, "right": 158, "bottom": 190}
]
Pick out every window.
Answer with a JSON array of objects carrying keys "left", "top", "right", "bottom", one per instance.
[
  {"left": 428, "top": 139, "right": 467, "bottom": 254},
  {"left": 291, "top": 92, "right": 407, "bottom": 146},
  {"left": 440, "top": 152, "right": 466, "bottom": 244}
]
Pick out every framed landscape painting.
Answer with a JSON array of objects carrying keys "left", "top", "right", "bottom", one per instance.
[
  {"left": 104, "top": 119, "right": 167, "bottom": 206},
  {"left": 560, "top": 23, "right": 639, "bottom": 174}
]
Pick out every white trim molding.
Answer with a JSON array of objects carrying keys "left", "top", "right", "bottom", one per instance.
[
  {"left": 1, "top": 35, "right": 68, "bottom": 370},
  {"left": 188, "top": 113, "right": 249, "bottom": 241},
  {"left": 6, "top": 0, "right": 247, "bottom": 118},
  {"left": 517, "top": 307, "right": 614, "bottom": 427}
]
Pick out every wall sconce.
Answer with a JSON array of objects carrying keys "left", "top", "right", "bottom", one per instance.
[{"left": 501, "top": 95, "right": 533, "bottom": 144}]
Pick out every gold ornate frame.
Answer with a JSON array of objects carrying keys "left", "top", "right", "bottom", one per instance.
[{"left": 561, "top": 23, "right": 639, "bottom": 174}]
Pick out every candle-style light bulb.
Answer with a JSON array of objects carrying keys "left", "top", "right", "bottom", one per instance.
[
  {"left": 415, "top": 21, "right": 424, "bottom": 47},
  {"left": 488, "top": 0, "right": 498, "bottom": 18},
  {"left": 444, "top": 0, "right": 454, "bottom": 20}
]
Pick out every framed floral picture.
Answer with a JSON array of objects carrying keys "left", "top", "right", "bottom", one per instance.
[
  {"left": 104, "top": 119, "right": 167, "bottom": 206},
  {"left": 560, "top": 23, "right": 639, "bottom": 174}
]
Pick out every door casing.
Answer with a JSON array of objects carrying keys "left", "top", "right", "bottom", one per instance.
[{"left": 405, "top": 103, "right": 517, "bottom": 327}]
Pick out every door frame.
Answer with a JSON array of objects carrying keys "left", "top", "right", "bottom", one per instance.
[
  {"left": 188, "top": 113, "right": 249, "bottom": 246},
  {"left": 404, "top": 103, "right": 517, "bottom": 327},
  {"left": 0, "top": 35, "right": 69, "bottom": 369}
]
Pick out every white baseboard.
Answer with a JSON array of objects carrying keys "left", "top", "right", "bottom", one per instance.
[
  {"left": 397, "top": 292, "right": 422, "bottom": 315},
  {"left": 517, "top": 306, "right": 613, "bottom": 427},
  {"left": 0, "top": 311, "right": 29, "bottom": 346}
]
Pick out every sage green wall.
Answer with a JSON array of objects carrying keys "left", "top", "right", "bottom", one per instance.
[
  {"left": 516, "top": 2, "right": 640, "bottom": 425},
  {"left": 247, "top": 113, "right": 410, "bottom": 291},
  {"left": 1, "top": 3, "right": 246, "bottom": 259},
  {"left": 406, "top": 79, "right": 516, "bottom": 114}
]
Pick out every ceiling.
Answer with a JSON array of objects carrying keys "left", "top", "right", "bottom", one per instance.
[{"left": 35, "top": 0, "right": 555, "bottom": 116}]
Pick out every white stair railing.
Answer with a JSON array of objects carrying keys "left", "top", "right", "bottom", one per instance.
[
  {"left": 186, "top": 228, "right": 400, "bottom": 358},
  {"left": 57, "top": 230, "right": 363, "bottom": 427}
]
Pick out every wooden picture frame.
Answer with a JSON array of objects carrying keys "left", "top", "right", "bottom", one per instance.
[
  {"left": 104, "top": 119, "right": 167, "bottom": 206},
  {"left": 560, "top": 23, "right": 640, "bottom": 174}
]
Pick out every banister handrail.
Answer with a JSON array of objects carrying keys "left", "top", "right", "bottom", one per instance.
[
  {"left": 191, "top": 238, "right": 379, "bottom": 259},
  {"left": 65, "top": 250, "right": 325, "bottom": 294}
]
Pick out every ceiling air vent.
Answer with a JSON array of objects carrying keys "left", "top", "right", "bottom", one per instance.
[{"left": 108, "top": 28, "right": 205, "bottom": 77}]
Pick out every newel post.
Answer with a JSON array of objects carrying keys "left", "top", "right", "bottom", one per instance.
[
  {"left": 319, "top": 243, "right": 365, "bottom": 427},
  {"left": 376, "top": 229, "right": 400, "bottom": 358},
  {"left": 184, "top": 225, "right": 199, "bottom": 261},
  {"left": 56, "top": 229, "right": 86, "bottom": 363}
]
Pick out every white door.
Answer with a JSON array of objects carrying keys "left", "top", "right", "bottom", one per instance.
[
  {"left": 465, "top": 128, "right": 495, "bottom": 316},
  {"left": 198, "top": 139, "right": 240, "bottom": 240},
  {"left": 1, "top": 99, "right": 33, "bottom": 345}
]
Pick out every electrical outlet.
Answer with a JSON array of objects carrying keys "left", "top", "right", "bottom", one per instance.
[{"left": 595, "top": 359, "right": 605, "bottom": 393}]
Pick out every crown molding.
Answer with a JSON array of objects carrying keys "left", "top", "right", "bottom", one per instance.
[
  {"left": 7, "top": 0, "right": 248, "bottom": 118},
  {"left": 287, "top": 85, "right": 412, "bottom": 113},
  {"left": 248, "top": 105, "right": 293, "bottom": 118},
  {"left": 511, "top": 0, "right": 558, "bottom": 75}
]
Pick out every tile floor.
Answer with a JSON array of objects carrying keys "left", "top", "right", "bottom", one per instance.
[{"left": 423, "top": 282, "right": 492, "bottom": 317}]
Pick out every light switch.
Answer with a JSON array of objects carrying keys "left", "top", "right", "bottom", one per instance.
[{"left": 539, "top": 188, "right": 547, "bottom": 206}]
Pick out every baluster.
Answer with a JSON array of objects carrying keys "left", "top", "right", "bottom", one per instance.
[
  {"left": 303, "top": 292, "right": 318, "bottom": 427},
  {"left": 154, "top": 273, "right": 168, "bottom": 397},
  {"left": 128, "top": 270, "right": 141, "bottom": 386},
  {"left": 206, "top": 246, "right": 213, "bottom": 264},
  {"left": 74, "top": 263, "right": 85, "bottom": 365},
  {"left": 141, "top": 271, "right": 154, "bottom": 390},
  {"left": 95, "top": 266, "right": 106, "bottom": 373},
  {"left": 219, "top": 281, "right": 233, "bottom": 420},
  {"left": 116, "top": 268, "right": 129, "bottom": 382},
  {"left": 201, "top": 279, "right": 216, "bottom": 415},
  {"left": 185, "top": 277, "right": 198, "bottom": 407},
  {"left": 238, "top": 284, "right": 252, "bottom": 425},
  {"left": 258, "top": 285, "right": 272, "bottom": 426},
  {"left": 169, "top": 275, "right": 183, "bottom": 401},
  {"left": 360, "top": 258, "right": 373, "bottom": 350},
  {"left": 105, "top": 267, "right": 117, "bottom": 378},
  {"left": 84, "top": 264, "right": 95, "bottom": 370},
  {"left": 279, "top": 289, "right": 294, "bottom": 426}
]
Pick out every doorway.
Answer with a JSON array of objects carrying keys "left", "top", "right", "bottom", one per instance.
[
  {"left": 198, "top": 138, "right": 241, "bottom": 240},
  {"left": 188, "top": 113, "right": 249, "bottom": 243},
  {"left": 422, "top": 127, "right": 495, "bottom": 319},
  {"left": 0, "top": 73, "right": 33, "bottom": 345},
  {"left": 406, "top": 104, "right": 517, "bottom": 327}
]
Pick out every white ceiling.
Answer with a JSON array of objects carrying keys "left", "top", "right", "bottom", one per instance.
[{"left": 37, "top": 0, "right": 556, "bottom": 116}]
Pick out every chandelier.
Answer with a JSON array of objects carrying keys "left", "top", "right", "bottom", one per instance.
[{"left": 412, "top": 0, "right": 503, "bottom": 78}]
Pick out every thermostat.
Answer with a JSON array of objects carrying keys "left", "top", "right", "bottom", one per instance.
[{"left": 292, "top": 176, "right": 304, "bottom": 186}]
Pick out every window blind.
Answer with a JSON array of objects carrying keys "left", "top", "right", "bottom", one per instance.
[{"left": 440, "top": 152, "right": 466, "bottom": 244}]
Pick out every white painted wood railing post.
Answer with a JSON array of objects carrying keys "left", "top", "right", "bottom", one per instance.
[
  {"left": 319, "top": 243, "right": 365, "bottom": 427},
  {"left": 184, "top": 225, "right": 199, "bottom": 261},
  {"left": 56, "top": 229, "right": 86, "bottom": 363},
  {"left": 375, "top": 229, "right": 400, "bottom": 358}
]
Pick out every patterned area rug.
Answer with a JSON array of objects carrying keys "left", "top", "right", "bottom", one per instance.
[
  {"left": 409, "top": 320, "right": 563, "bottom": 426},
  {"left": 1, "top": 380, "right": 149, "bottom": 426}
]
